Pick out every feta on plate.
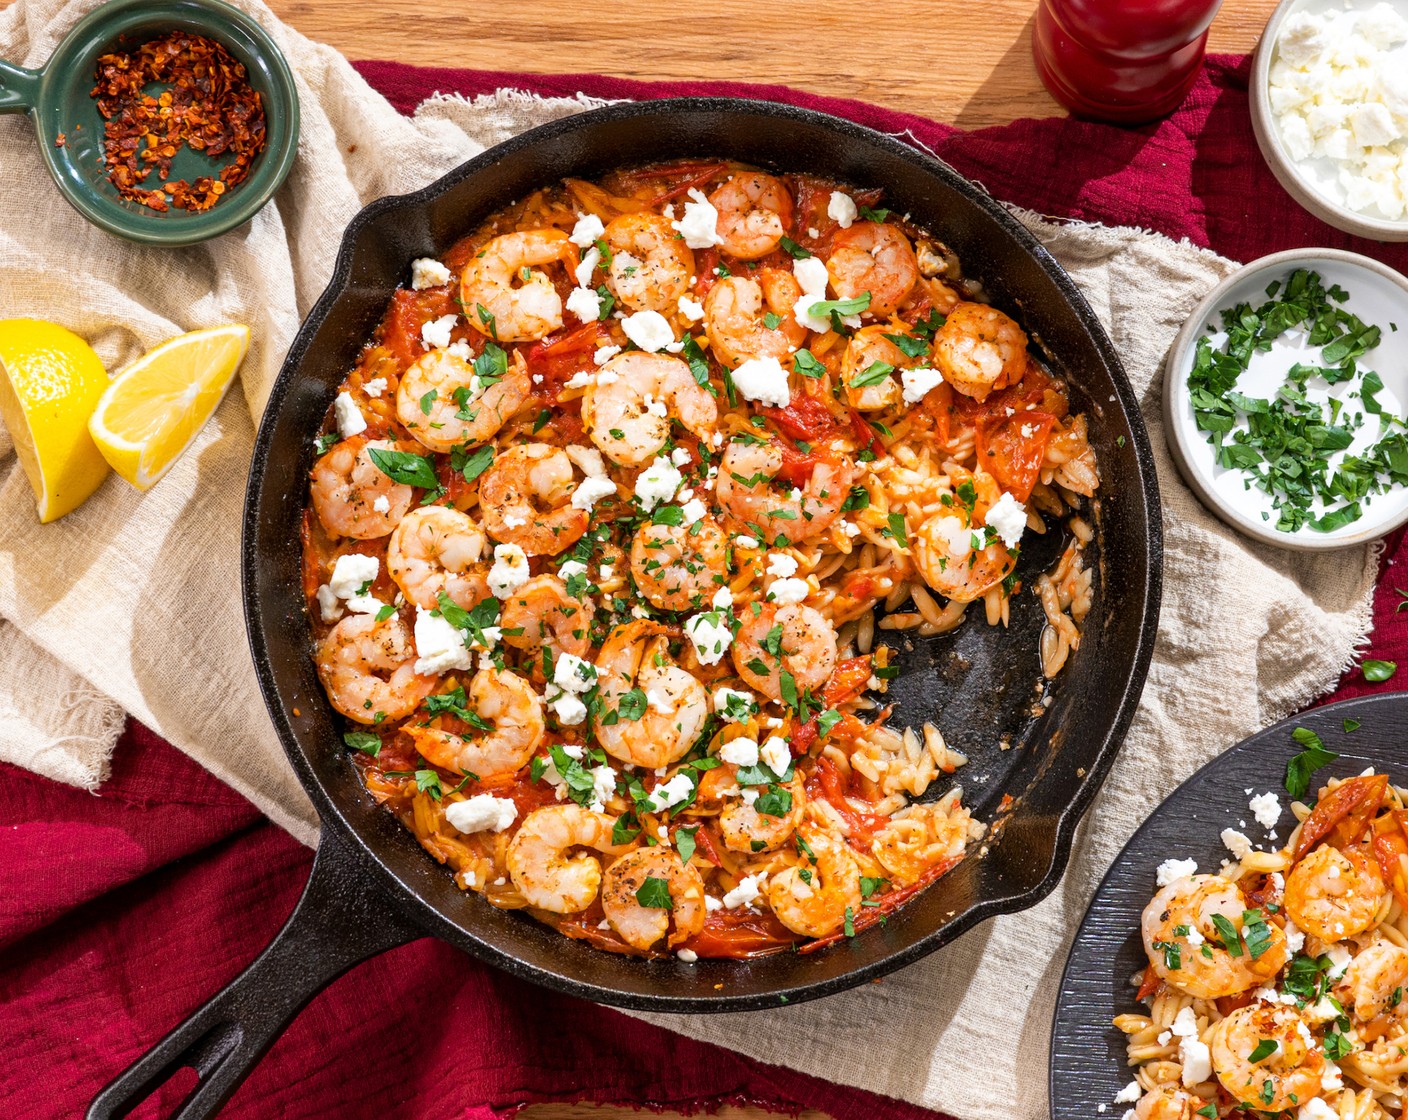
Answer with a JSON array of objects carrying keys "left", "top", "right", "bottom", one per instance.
[
  {"left": 901, "top": 366, "right": 944, "bottom": 405},
  {"left": 571, "top": 476, "right": 618, "bottom": 512},
  {"left": 827, "top": 190, "right": 858, "bottom": 228},
  {"left": 1249, "top": 791, "right": 1282, "bottom": 830},
  {"left": 420, "top": 314, "right": 457, "bottom": 350},
  {"left": 722, "top": 872, "right": 764, "bottom": 909},
  {"left": 685, "top": 609, "right": 734, "bottom": 665},
  {"left": 621, "top": 310, "right": 675, "bottom": 353},
  {"left": 1155, "top": 857, "right": 1198, "bottom": 887},
  {"left": 486, "top": 543, "right": 530, "bottom": 598},
  {"left": 565, "top": 286, "right": 602, "bottom": 323},
  {"left": 985, "top": 492, "right": 1027, "bottom": 550},
  {"left": 671, "top": 188, "right": 724, "bottom": 249},
  {"left": 719, "top": 737, "right": 760, "bottom": 767},
  {"left": 569, "top": 212, "right": 606, "bottom": 248},
  {"left": 730, "top": 356, "right": 791, "bottom": 407},
  {"left": 634, "top": 457, "right": 683, "bottom": 510},
  {"left": 760, "top": 737, "right": 791, "bottom": 776},
  {"left": 412, "top": 606, "right": 474, "bottom": 675},
  {"left": 768, "top": 577, "right": 809, "bottom": 605}
]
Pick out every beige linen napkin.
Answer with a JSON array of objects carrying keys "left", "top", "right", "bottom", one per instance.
[{"left": 0, "top": 1, "right": 1378, "bottom": 1114}]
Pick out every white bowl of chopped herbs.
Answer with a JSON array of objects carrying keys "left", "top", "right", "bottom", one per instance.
[{"left": 1164, "top": 248, "right": 1408, "bottom": 549}]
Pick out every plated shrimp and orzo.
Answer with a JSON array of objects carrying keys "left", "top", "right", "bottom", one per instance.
[
  {"left": 1117, "top": 748, "right": 1408, "bottom": 1120},
  {"left": 301, "top": 160, "right": 1101, "bottom": 959}
]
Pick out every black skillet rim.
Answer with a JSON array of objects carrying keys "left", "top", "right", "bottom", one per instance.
[{"left": 243, "top": 96, "right": 1164, "bottom": 1013}]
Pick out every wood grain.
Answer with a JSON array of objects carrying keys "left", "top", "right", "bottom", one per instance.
[
  {"left": 268, "top": 0, "right": 1279, "bottom": 127},
  {"left": 0, "top": 1, "right": 1277, "bottom": 1117}
]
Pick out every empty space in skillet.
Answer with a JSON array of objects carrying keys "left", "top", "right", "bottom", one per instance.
[
  {"left": 1048, "top": 694, "right": 1408, "bottom": 1120},
  {"left": 245, "top": 100, "right": 1161, "bottom": 1011}
]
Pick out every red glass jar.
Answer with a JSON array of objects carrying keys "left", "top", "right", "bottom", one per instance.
[{"left": 1033, "top": 0, "right": 1225, "bottom": 123}]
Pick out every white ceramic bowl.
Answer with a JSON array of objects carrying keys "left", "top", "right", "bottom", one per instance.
[
  {"left": 1163, "top": 248, "right": 1408, "bottom": 550},
  {"left": 1250, "top": 0, "right": 1408, "bottom": 241}
]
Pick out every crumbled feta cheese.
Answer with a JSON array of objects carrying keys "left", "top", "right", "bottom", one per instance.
[
  {"left": 594, "top": 344, "right": 622, "bottom": 365},
  {"left": 685, "top": 609, "right": 734, "bottom": 665},
  {"left": 558, "top": 559, "right": 588, "bottom": 582},
  {"left": 362, "top": 377, "right": 387, "bottom": 398},
  {"left": 486, "top": 543, "right": 530, "bottom": 598},
  {"left": 720, "top": 737, "right": 760, "bottom": 767},
  {"left": 740, "top": 787, "right": 759, "bottom": 807},
  {"left": 1326, "top": 943, "right": 1353, "bottom": 975},
  {"left": 1112, "top": 1083, "right": 1142, "bottom": 1105},
  {"left": 1220, "top": 830, "right": 1257, "bottom": 866},
  {"left": 678, "top": 294, "right": 705, "bottom": 322},
  {"left": 372, "top": 494, "right": 391, "bottom": 515},
  {"left": 704, "top": 894, "right": 723, "bottom": 912},
  {"left": 444, "top": 794, "right": 517, "bottom": 834},
  {"left": 566, "top": 444, "right": 608, "bottom": 479},
  {"left": 598, "top": 565, "right": 615, "bottom": 582},
  {"left": 413, "top": 606, "right": 474, "bottom": 675},
  {"left": 760, "top": 737, "right": 792, "bottom": 776},
  {"left": 676, "top": 948, "right": 699, "bottom": 963},
  {"left": 827, "top": 190, "right": 858, "bottom": 228},
  {"left": 768, "top": 577, "right": 809, "bottom": 605},
  {"left": 1300, "top": 1099, "right": 1339, "bottom": 1120},
  {"left": 569, "top": 213, "right": 606, "bottom": 248},
  {"left": 680, "top": 498, "right": 708, "bottom": 525},
  {"left": 730, "top": 356, "right": 791, "bottom": 407},
  {"left": 900, "top": 366, "right": 944, "bottom": 404},
  {"left": 1284, "top": 919, "right": 1305, "bottom": 954},
  {"left": 587, "top": 765, "right": 616, "bottom": 811},
  {"left": 1321, "top": 1060, "right": 1344, "bottom": 1091},
  {"left": 573, "top": 244, "right": 601, "bottom": 288},
  {"left": 792, "top": 255, "right": 832, "bottom": 332},
  {"left": 571, "top": 476, "right": 618, "bottom": 512},
  {"left": 622, "top": 309, "right": 675, "bottom": 352},
  {"left": 316, "top": 585, "right": 342, "bottom": 622},
  {"left": 671, "top": 188, "right": 724, "bottom": 249},
  {"left": 843, "top": 520, "right": 861, "bottom": 538},
  {"left": 713, "top": 689, "right": 756, "bottom": 724},
  {"left": 985, "top": 492, "right": 1027, "bottom": 550},
  {"left": 766, "top": 553, "right": 799, "bottom": 578},
  {"left": 1249, "top": 791, "right": 1282, "bottom": 830},
  {"left": 1155, "top": 857, "right": 1198, "bottom": 887},
  {"left": 550, "top": 692, "right": 587, "bottom": 727},
  {"left": 333, "top": 391, "right": 367, "bottom": 438},
  {"left": 410, "top": 257, "right": 452, "bottom": 290},
  {"left": 646, "top": 773, "right": 695, "bottom": 812},
  {"left": 634, "top": 457, "right": 683, "bottom": 510},
  {"left": 712, "top": 586, "right": 733, "bottom": 608},
  {"left": 552, "top": 652, "right": 597, "bottom": 695},
  {"left": 566, "top": 286, "right": 602, "bottom": 323},
  {"left": 733, "top": 535, "right": 759, "bottom": 550},
  {"left": 329, "top": 553, "right": 379, "bottom": 602},
  {"left": 421, "top": 314, "right": 457, "bottom": 349},
  {"left": 1168, "top": 1007, "right": 1210, "bottom": 1086},
  {"left": 722, "top": 873, "right": 765, "bottom": 909},
  {"left": 1185, "top": 925, "right": 1205, "bottom": 947}
]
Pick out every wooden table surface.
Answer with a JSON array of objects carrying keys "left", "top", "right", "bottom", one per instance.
[{"left": 3, "top": 0, "right": 1275, "bottom": 1117}]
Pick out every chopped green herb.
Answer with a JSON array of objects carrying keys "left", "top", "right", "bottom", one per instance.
[
  {"left": 1363, "top": 659, "right": 1398, "bottom": 682},
  {"left": 1286, "top": 727, "right": 1337, "bottom": 799},
  {"left": 343, "top": 731, "right": 381, "bottom": 756},
  {"left": 635, "top": 876, "right": 673, "bottom": 910}
]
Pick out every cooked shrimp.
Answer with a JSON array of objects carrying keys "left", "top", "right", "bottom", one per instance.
[
  {"left": 499, "top": 574, "right": 595, "bottom": 661},
  {"left": 714, "top": 439, "right": 855, "bottom": 543},
  {"left": 913, "top": 512, "right": 1017, "bottom": 604},
  {"left": 1339, "top": 936, "right": 1408, "bottom": 1020},
  {"left": 602, "top": 212, "right": 694, "bottom": 313},
  {"left": 459, "top": 229, "right": 574, "bottom": 342},
  {"left": 1134, "top": 1086, "right": 1199, "bottom": 1120},
  {"left": 1284, "top": 843, "right": 1387, "bottom": 943},
  {"left": 825, "top": 221, "right": 919, "bottom": 319},
  {"left": 841, "top": 325, "right": 912, "bottom": 412},
  {"left": 314, "top": 613, "right": 436, "bottom": 724},
  {"left": 767, "top": 825, "right": 862, "bottom": 938},
  {"left": 477, "top": 444, "right": 589, "bottom": 556},
  {"left": 703, "top": 272, "right": 807, "bottom": 369},
  {"left": 630, "top": 515, "right": 729, "bottom": 612},
  {"left": 405, "top": 667, "right": 545, "bottom": 779},
  {"left": 719, "top": 772, "right": 805, "bottom": 853},
  {"left": 396, "top": 346, "right": 531, "bottom": 453},
  {"left": 600, "top": 847, "right": 707, "bottom": 951},
  {"left": 594, "top": 620, "right": 710, "bottom": 768},
  {"left": 310, "top": 436, "right": 415, "bottom": 540},
  {"left": 732, "top": 603, "right": 837, "bottom": 703},
  {"left": 708, "top": 172, "right": 794, "bottom": 260},
  {"left": 1209, "top": 1004, "right": 1325, "bottom": 1112},
  {"left": 386, "top": 505, "right": 488, "bottom": 610},
  {"left": 1140, "top": 874, "right": 1288, "bottom": 1000},
  {"left": 933, "top": 302, "right": 1028, "bottom": 402},
  {"left": 505, "top": 804, "right": 627, "bottom": 913},
  {"left": 581, "top": 352, "right": 718, "bottom": 468}
]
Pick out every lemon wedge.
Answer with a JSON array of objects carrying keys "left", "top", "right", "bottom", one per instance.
[
  {"left": 0, "top": 319, "right": 112, "bottom": 523},
  {"left": 88, "top": 324, "right": 249, "bottom": 492}
]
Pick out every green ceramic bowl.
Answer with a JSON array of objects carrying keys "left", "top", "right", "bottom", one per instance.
[{"left": 0, "top": 0, "right": 299, "bottom": 247}]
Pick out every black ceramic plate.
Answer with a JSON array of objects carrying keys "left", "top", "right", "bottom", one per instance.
[{"left": 1049, "top": 692, "right": 1408, "bottom": 1120}]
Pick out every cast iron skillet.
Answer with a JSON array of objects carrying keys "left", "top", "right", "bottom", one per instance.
[
  {"left": 1048, "top": 694, "right": 1408, "bottom": 1120},
  {"left": 89, "top": 98, "right": 1163, "bottom": 1120}
]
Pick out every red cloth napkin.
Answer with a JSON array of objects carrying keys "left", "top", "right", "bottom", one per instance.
[{"left": 5, "top": 55, "right": 1408, "bottom": 1120}]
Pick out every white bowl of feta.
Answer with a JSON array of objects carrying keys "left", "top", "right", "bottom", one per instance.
[
  {"left": 1163, "top": 248, "right": 1408, "bottom": 550},
  {"left": 1252, "top": 0, "right": 1408, "bottom": 239}
]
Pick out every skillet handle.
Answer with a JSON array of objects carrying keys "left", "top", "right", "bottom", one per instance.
[
  {"left": 86, "top": 827, "right": 420, "bottom": 1120},
  {"left": 0, "top": 60, "right": 39, "bottom": 114}
]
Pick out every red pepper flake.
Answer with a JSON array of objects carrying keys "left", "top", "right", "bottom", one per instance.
[{"left": 91, "top": 31, "right": 267, "bottom": 213}]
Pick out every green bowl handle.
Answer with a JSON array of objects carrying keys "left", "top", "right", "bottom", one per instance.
[{"left": 0, "top": 60, "right": 39, "bottom": 114}]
